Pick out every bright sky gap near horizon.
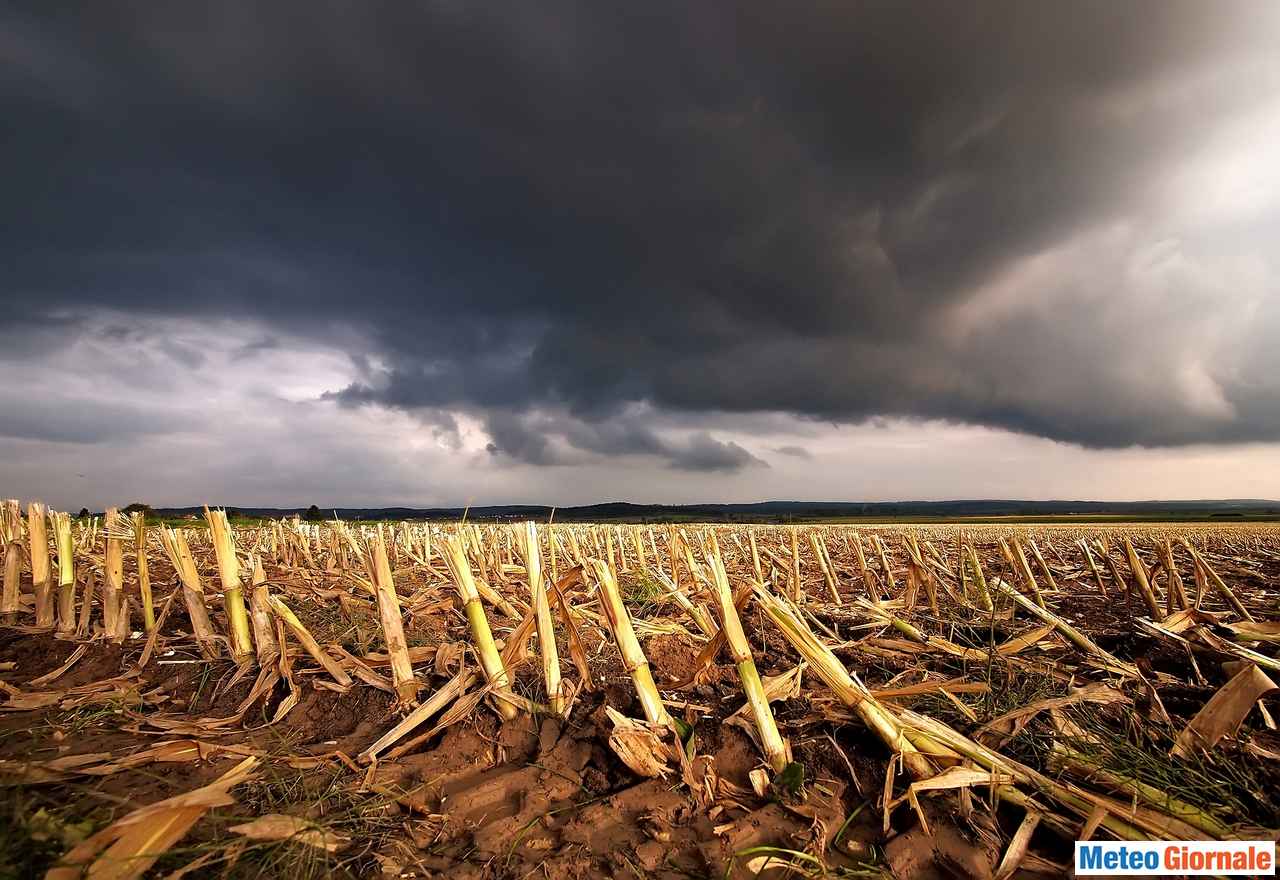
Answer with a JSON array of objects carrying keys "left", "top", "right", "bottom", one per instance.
[{"left": 4, "top": 2, "right": 1280, "bottom": 510}]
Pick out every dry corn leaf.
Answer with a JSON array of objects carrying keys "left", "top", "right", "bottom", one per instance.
[
  {"left": 977, "top": 683, "right": 1127, "bottom": 745},
  {"left": 433, "top": 641, "right": 466, "bottom": 676},
  {"left": 361, "top": 667, "right": 478, "bottom": 763},
  {"left": 229, "top": 814, "right": 346, "bottom": 852},
  {"left": 1226, "top": 621, "right": 1280, "bottom": 644},
  {"left": 993, "top": 810, "right": 1040, "bottom": 880},
  {"left": 550, "top": 569, "right": 595, "bottom": 691},
  {"left": 27, "top": 645, "right": 89, "bottom": 687},
  {"left": 1159, "top": 607, "right": 1224, "bottom": 634},
  {"left": 995, "top": 624, "right": 1056, "bottom": 656},
  {"left": 0, "top": 681, "right": 64, "bottom": 711},
  {"left": 890, "top": 765, "right": 1015, "bottom": 807},
  {"left": 46, "top": 756, "right": 256, "bottom": 880},
  {"left": 871, "top": 678, "right": 989, "bottom": 700},
  {"left": 890, "top": 766, "right": 1016, "bottom": 836},
  {"left": 1172, "top": 663, "right": 1278, "bottom": 757},
  {"left": 726, "top": 664, "right": 804, "bottom": 724},
  {"left": 605, "top": 707, "right": 671, "bottom": 778}
]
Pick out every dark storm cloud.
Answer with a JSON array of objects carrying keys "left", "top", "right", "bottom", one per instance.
[
  {"left": 3, "top": 1, "right": 1279, "bottom": 452},
  {"left": 669, "top": 433, "right": 767, "bottom": 473},
  {"left": 475, "top": 407, "right": 765, "bottom": 471}
]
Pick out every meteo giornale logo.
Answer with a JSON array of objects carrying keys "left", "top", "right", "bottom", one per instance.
[{"left": 1075, "top": 841, "right": 1275, "bottom": 876}]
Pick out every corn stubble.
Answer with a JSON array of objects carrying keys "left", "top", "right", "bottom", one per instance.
[{"left": 0, "top": 508, "right": 1278, "bottom": 877}]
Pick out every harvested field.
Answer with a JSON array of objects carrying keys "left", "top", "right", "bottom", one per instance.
[{"left": 2, "top": 507, "right": 1279, "bottom": 878}]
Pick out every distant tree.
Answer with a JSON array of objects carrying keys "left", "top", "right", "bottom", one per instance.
[
  {"left": 304, "top": 504, "right": 323, "bottom": 522},
  {"left": 122, "top": 502, "right": 153, "bottom": 515},
  {"left": 77, "top": 507, "right": 90, "bottom": 518}
]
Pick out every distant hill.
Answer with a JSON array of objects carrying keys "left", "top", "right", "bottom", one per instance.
[{"left": 141, "top": 499, "right": 1280, "bottom": 523}]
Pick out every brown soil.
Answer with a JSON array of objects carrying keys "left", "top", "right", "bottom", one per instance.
[{"left": 2, "top": 523, "right": 1278, "bottom": 879}]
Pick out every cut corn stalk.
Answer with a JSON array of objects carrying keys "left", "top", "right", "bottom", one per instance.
[
  {"left": 75, "top": 567, "right": 95, "bottom": 638},
  {"left": 157, "top": 526, "right": 221, "bottom": 658},
  {"left": 1050, "top": 744, "right": 1233, "bottom": 838},
  {"left": 748, "top": 530, "right": 763, "bottom": 585},
  {"left": 268, "top": 595, "right": 352, "bottom": 686},
  {"left": 1181, "top": 540, "right": 1253, "bottom": 621},
  {"left": 891, "top": 707, "right": 1159, "bottom": 841},
  {"left": 752, "top": 584, "right": 933, "bottom": 780},
  {"left": 707, "top": 549, "right": 790, "bottom": 773},
  {"left": 588, "top": 558, "right": 672, "bottom": 728},
  {"left": 1079, "top": 539, "right": 1108, "bottom": 595},
  {"left": 1123, "top": 539, "right": 1164, "bottom": 621},
  {"left": 360, "top": 668, "right": 478, "bottom": 762},
  {"left": 990, "top": 578, "right": 1138, "bottom": 677},
  {"left": 28, "top": 502, "right": 53, "bottom": 629},
  {"left": 132, "top": 511, "right": 155, "bottom": 631},
  {"left": 808, "top": 532, "right": 841, "bottom": 604},
  {"left": 852, "top": 532, "right": 881, "bottom": 602},
  {"left": 441, "top": 533, "right": 518, "bottom": 720},
  {"left": 248, "top": 555, "right": 280, "bottom": 664},
  {"left": 114, "top": 595, "right": 132, "bottom": 642},
  {"left": 0, "top": 500, "right": 20, "bottom": 621},
  {"left": 873, "top": 534, "right": 895, "bottom": 592},
  {"left": 1159, "top": 539, "right": 1188, "bottom": 613},
  {"left": 1002, "top": 538, "right": 1045, "bottom": 607},
  {"left": 102, "top": 507, "right": 124, "bottom": 634},
  {"left": 518, "top": 521, "right": 564, "bottom": 715},
  {"left": 366, "top": 530, "right": 418, "bottom": 702},
  {"left": 652, "top": 569, "right": 716, "bottom": 637},
  {"left": 205, "top": 507, "right": 254, "bottom": 662},
  {"left": 966, "top": 545, "right": 993, "bottom": 611},
  {"left": 51, "top": 510, "right": 76, "bottom": 635},
  {"left": 1024, "top": 540, "right": 1055, "bottom": 592}
]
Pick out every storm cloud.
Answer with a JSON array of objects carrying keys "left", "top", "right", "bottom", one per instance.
[{"left": 3, "top": 1, "right": 1280, "bottom": 506}]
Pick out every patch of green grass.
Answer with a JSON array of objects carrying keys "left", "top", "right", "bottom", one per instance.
[
  {"left": 910, "top": 664, "right": 1068, "bottom": 767},
  {"left": 48, "top": 691, "right": 145, "bottom": 735},
  {"left": 294, "top": 600, "right": 381, "bottom": 655},
  {"left": 1060, "top": 706, "right": 1280, "bottom": 830},
  {"left": 619, "top": 569, "right": 667, "bottom": 609}
]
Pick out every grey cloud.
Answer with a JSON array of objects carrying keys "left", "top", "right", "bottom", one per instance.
[
  {"left": 233, "top": 335, "right": 281, "bottom": 357},
  {"left": 158, "top": 340, "right": 206, "bottom": 369},
  {"left": 484, "top": 410, "right": 561, "bottom": 466},
  {"left": 666, "top": 433, "right": 767, "bottom": 473},
  {"left": 479, "top": 407, "right": 765, "bottom": 473},
  {"left": 773, "top": 445, "right": 812, "bottom": 459},
  {"left": 0, "top": 391, "right": 185, "bottom": 444},
  {"left": 2, "top": 0, "right": 1279, "bottom": 458}
]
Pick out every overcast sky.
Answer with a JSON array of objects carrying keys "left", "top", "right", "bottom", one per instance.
[{"left": 4, "top": 1, "right": 1280, "bottom": 509}]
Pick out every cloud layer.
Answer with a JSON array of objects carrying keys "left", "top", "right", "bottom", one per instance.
[{"left": 3, "top": 2, "right": 1280, "bottom": 505}]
